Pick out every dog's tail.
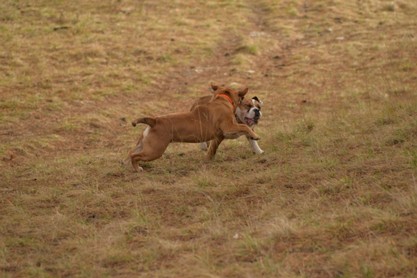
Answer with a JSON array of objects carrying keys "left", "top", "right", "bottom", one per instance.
[{"left": 132, "top": 117, "right": 156, "bottom": 127}]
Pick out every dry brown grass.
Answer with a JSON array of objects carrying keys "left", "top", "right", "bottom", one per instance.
[{"left": 1, "top": 0, "right": 417, "bottom": 277}]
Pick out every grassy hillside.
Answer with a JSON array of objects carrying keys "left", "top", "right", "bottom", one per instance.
[{"left": 1, "top": 0, "right": 416, "bottom": 277}]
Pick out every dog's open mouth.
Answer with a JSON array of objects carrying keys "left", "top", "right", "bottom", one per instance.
[{"left": 245, "top": 117, "right": 256, "bottom": 126}]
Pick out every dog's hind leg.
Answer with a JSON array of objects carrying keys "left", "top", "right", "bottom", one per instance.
[
  {"left": 129, "top": 130, "right": 170, "bottom": 172},
  {"left": 130, "top": 148, "right": 166, "bottom": 172},
  {"left": 130, "top": 155, "right": 144, "bottom": 172},
  {"left": 128, "top": 126, "right": 151, "bottom": 157}
]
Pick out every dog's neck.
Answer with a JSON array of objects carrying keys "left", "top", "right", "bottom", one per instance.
[{"left": 216, "top": 94, "right": 235, "bottom": 110}]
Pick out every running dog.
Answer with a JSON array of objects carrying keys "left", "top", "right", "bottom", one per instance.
[
  {"left": 191, "top": 85, "right": 264, "bottom": 154},
  {"left": 128, "top": 84, "right": 260, "bottom": 171}
]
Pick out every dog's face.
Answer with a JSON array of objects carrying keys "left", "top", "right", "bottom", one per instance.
[{"left": 235, "top": 96, "right": 263, "bottom": 127}]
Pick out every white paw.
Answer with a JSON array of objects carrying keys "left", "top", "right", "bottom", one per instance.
[
  {"left": 248, "top": 139, "right": 264, "bottom": 155},
  {"left": 200, "top": 142, "right": 208, "bottom": 151},
  {"left": 254, "top": 149, "right": 264, "bottom": 155}
]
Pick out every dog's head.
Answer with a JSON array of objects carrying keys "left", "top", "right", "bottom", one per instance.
[
  {"left": 235, "top": 96, "right": 263, "bottom": 127},
  {"left": 210, "top": 83, "right": 248, "bottom": 109}
]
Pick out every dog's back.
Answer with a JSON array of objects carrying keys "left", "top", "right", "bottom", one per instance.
[{"left": 190, "top": 95, "right": 212, "bottom": 111}]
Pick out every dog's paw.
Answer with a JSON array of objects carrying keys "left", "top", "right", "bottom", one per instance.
[
  {"left": 131, "top": 161, "right": 144, "bottom": 172},
  {"left": 200, "top": 142, "right": 208, "bottom": 151},
  {"left": 134, "top": 167, "right": 144, "bottom": 172},
  {"left": 132, "top": 165, "right": 144, "bottom": 172}
]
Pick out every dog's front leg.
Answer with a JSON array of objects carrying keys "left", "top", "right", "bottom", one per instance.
[
  {"left": 207, "top": 135, "right": 224, "bottom": 160},
  {"left": 200, "top": 142, "right": 209, "bottom": 151},
  {"left": 246, "top": 136, "right": 264, "bottom": 154},
  {"left": 221, "top": 123, "right": 260, "bottom": 140}
]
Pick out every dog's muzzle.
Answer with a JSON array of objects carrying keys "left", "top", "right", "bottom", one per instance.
[
  {"left": 254, "top": 109, "right": 260, "bottom": 122},
  {"left": 245, "top": 108, "right": 261, "bottom": 126}
]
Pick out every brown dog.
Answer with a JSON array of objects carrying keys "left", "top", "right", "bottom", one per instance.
[
  {"left": 128, "top": 84, "right": 260, "bottom": 171},
  {"left": 191, "top": 86, "right": 264, "bottom": 154}
]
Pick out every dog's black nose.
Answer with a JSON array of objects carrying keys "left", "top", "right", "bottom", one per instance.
[{"left": 254, "top": 109, "right": 260, "bottom": 118}]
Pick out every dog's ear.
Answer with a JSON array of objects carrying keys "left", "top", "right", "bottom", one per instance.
[
  {"left": 210, "top": 83, "right": 219, "bottom": 92},
  {"left": 238, "top": 87, "right": 248, "bottom": 98},
  {"left": 252, "top": 96, "right": 264, "bottom": 107}
]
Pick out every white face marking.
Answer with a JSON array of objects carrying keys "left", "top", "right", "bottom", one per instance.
[
  {"left": 246, "top": 107, "right": 261, "bottom": 120},
  {"left": 235, "top": 97, "right": 263, "bottom": 126},
  {"left": 252, "top": 98, "right": 264, "bottom": 107}
]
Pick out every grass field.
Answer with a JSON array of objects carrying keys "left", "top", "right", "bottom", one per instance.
[{"left": 1, "top": 0, "right": 417, "bottom": 277}]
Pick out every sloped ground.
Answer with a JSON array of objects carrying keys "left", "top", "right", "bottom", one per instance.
[{"left": 1, "top": 0, "right": 417, "bottom": 277}]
